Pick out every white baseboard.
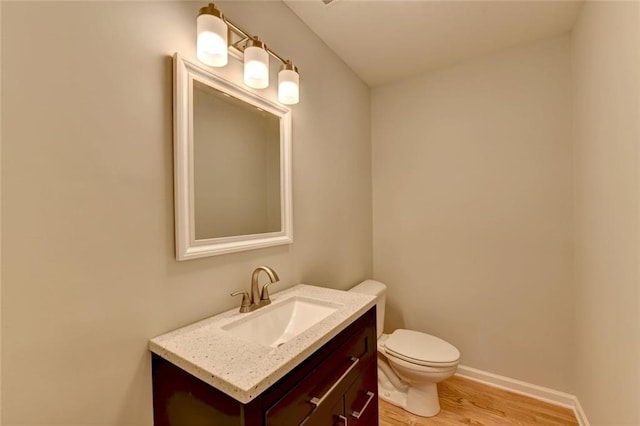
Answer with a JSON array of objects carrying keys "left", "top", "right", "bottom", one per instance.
[
  {"left": 455, "top": 365, "right": 590, "bottom": 426},
  {"left": 573, "top": 397, "right": 591, "bottom": 426}
]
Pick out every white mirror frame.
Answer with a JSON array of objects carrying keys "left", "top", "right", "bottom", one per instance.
[{"left": 173, "top": 53, "right": 293, "bottom": 260}]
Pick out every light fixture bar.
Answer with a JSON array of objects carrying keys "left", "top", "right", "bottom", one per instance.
[
  {"left": 223, "top": 13, "right": 289, "bottom": 67},
  {"left": 225, "top": 19, "right": 252, "bottom": 45},
  {"left": 197, "top": 3, "right": 300, "bottom": 104},
  {"left": 265, "top": 46, "right": 288, "bottom": 67}
]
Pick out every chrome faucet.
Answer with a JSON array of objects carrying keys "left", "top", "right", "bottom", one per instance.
[{"left": 231, "top": 266, "right": 280, "bottom": 313}]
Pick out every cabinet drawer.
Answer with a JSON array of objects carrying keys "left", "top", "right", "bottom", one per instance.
[
  {"left": 298, "top": 394, "right": 344, "bottom": 426},
  {"left": 265, "top": 320, "right": 373, "bottom": 426}
]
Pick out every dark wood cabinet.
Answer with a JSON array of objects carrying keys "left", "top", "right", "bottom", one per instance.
[{"left": 152, "top": 306, "right": 378, "bottom": 426}]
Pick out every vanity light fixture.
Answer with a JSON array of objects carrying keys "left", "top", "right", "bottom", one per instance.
[
  {"left": 196, "top": 3, "right": 228, "bottom": 67},
  {"left": 244, "top": 37, "right": 269, "bottom": 89},
  {"left": 278, "top": 61, "right": 299, "bottom": 105},
  {"left": 196, "top": 3, "right": 300, "bottom": 105}
]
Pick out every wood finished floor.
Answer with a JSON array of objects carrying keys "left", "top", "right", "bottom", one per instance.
[{"left": 379, "top": 376, "right": 579, "bottom": 425}]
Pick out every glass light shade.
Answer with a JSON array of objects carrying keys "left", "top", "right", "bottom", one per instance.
[
  {"left": 197, "top": 13, "right": 228, "bottom": 67},
  {"left": 244, "top": 46, "right": 269, "bottom": 89},
  {"left": 278, "top": 69, "right": 299, "bottom": 105}
]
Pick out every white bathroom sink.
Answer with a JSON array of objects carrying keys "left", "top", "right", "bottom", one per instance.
[{"left": 222, "top": 296, "right": 342, "bottom": 348}]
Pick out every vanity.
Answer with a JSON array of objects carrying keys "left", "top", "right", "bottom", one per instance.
[
  {"left": 150, "top": 285, "right": 379, "bottom": 425},
  {"left": 162, "top": 33, "right": 378, "bottom": 425},
  {"left": 163, "top": 53, "right": 378, "bottom": 425}
]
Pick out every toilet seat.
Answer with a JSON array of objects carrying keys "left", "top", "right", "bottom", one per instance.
[{"left": 383, "top": 329, "right": 460, "bottom": 368}]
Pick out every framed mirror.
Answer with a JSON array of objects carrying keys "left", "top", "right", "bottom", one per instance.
[{"left": 173, "top": 53, "right": 293, "bottom": 260}]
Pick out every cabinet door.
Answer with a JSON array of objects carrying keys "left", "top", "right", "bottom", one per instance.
[{"left": 344, "top": 361, "right": 378, "bottom": 426}]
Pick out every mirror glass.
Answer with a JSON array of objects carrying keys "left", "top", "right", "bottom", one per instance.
[
  {"left": 193, "top": 80, "right": 281, "bottom": 239},
  {"left": 174, "top": 54, "right": 293, "bottom": 260}
]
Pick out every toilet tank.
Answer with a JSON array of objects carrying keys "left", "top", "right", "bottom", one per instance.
[{"left": 349, "top": 280, "right": 386, "bottom": 338}]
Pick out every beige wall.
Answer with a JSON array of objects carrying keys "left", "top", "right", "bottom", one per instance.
[
  {"left": 572, "top": 1, "right": 640, "bottom": 424},
  {"left": 0, "top": 2, "right": 371, "bottom": 425},
  {"left": 3, "top": 1, "right": 639, "bottom": 424},
  {"left": 0, "top": 0, "right": 3, "bottom": 421},
  {"left": 372, "top": 36, "right": 575, "bottom": 392}
]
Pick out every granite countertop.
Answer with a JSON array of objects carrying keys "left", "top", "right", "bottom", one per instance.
[{"left": 149, "top": 284, "right": 376, "bottom": 404}]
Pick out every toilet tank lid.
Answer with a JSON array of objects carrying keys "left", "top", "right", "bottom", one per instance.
[
  {"left": 350, "top": 279, "right": 386, "bottom": 296},
  {"left": 385, "top": 329, "right": 460, "bottom": 364}
]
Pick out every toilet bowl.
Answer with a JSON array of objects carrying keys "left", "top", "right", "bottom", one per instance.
[{"left": 349, "top": 280, "right": 460, "bottom": 417}]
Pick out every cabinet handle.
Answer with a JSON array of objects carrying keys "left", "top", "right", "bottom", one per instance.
[
  {"left": 351, "top": 391, "right": 375, "bottom": 419},
  {"left": 337, "top": 414, "right": 348, "bottom": 425},
  {"left": 310, "top": 357, "right": 359, "bottom": 407}
]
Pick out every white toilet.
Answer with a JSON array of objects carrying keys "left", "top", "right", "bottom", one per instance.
[{"left": 349, "top": 280, "right": 460, "bottom": 417}]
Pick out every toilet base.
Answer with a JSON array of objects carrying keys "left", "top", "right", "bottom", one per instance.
[
  {"left": 406, "top": 382, "right": 440, "bottom": 417},
  {"left": 378, "top": 381, "right": 407, "bottom": 409},
  {"left": 378, "top": 381, "right": 441, "bottom": 418}
]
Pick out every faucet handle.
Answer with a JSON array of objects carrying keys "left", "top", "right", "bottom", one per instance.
[
  {"left": 231, "top": 291, "right": 251, "bottom": 311},
  {"left": 260, "top": 281, "right": 277, "bottom": 302}
]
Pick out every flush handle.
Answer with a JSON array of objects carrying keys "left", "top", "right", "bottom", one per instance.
[
  {"left": 351, "top": 391, "right": 375, "bottom": 419},
  {"left": 310, "top": 356, "right": 359, "bottom": 407}
]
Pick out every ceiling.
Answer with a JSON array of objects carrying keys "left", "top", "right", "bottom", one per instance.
[{"left": 283, "top": 0, "right": 584, "bottom": 87}]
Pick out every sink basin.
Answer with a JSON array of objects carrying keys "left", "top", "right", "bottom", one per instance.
[{"left": 222, "top": 296, "right": 342, "bottom": 348}]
